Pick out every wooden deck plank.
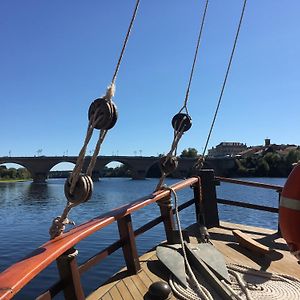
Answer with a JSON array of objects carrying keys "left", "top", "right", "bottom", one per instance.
[
  {"left": 88, "top": 221, "right": 300, "bottom": 300},
  {"left": 109, "top": 286, "right": 123, "bottom": 300},
  {"left": 115, "top": 280, "right": 133, "bottom": 300},
  {"left": 130, "top": 272, "right": 148, "bottom": 296},
  {"left": 123, "top": 277, "right": 143, "bottom": 299},
  {"left": 137, "top": 270, "right": 152, "bottom": 287},
  {"left": 101, "top": 292, "right": 112, "bottom": 300}
]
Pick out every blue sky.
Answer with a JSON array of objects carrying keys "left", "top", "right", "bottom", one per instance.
[{"left": 1, "top": 0, "right": 299, "bottom": 159}]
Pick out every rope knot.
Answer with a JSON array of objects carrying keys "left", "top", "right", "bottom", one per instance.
[
  {"left": 105, "top": 83, "right": 116, "bottom": 101},
  {"left": 49, "top": 216, "right": 75, "bottom": 239}
]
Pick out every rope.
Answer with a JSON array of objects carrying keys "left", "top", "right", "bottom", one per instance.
[
  {"left": 179, "top": 0, "right": 209, "bottom": 115},
  {"left": 68, "top": 0, "right": 141, "bottom": 191},
  {"left": 50, "top": 2, "right": 140, "bottom": 239},
  {"left": 155, "top": 1, "right": 209, "bottom": 191},
  {"left": 164, "top": 186, "right": 214, "bottom": 300},
  {"left": 111, "top": 0, "right": 140, "bottom": 86},
  {"left": 226, "top": 264, "right": 300, "bottom": 299},
  {"left": 194, "top": 0, "right": 247, "bottom": 170},
  {"left": 86, "top": 129, "right": 108, "bottom": 177}
]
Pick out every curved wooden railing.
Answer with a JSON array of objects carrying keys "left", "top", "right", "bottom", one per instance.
[
  {"left": 216, "top": 176, "right": 282, "bottom": 214},
  {"left": 0, "top": 177, "right": 199, "bottom": 300},
  {"left": 0, "top": 173, "right": 284, "bottom": 300}
]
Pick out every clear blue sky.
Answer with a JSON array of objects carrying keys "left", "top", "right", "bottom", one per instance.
[{"left": 1, "top": 0, "right": 299, "bottom": 158}]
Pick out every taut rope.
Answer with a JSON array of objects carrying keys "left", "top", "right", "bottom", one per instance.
[
  {"left": 194, "top": 0, "right": 248, "bottom": 170},
  {"left": 155, "top": 0, "right": 209, "bottom": 191},
  {"left": 49, "top": 0, "right": 141, "bottom": 239}
]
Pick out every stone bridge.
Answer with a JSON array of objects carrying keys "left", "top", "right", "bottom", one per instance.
[{"left": 0, "top": 156, "right": 235, "bottom": 183}]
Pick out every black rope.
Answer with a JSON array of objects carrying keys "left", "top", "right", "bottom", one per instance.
[
  {"left": 179, "top": 0, "right": 209, "bottom": 115},
  {"left": 199, "top": 0, "right": 248, "bottom": 161},
  {"left": 111, "top": 0, "right": 141, "bottom": 85}
]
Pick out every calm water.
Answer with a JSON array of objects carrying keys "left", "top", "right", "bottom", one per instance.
[{"left": 0, "top": 177, "right": 286, "bottom": 299}]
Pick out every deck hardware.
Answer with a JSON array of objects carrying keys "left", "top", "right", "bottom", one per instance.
[
  {"left": 88, "top": 98, "right": 118, "bottom": 130},
  {"left": 171, "top": 113, "right": 192, "bottom": 132},
  {"left": 64, "top": 174, "right": 92, "bottom": 204},
  {"left": 159, "top": 156, "right": 178, "bottom": 174},
  {"left": 148, "top": 281, "right": 172, "bottom": 300}
]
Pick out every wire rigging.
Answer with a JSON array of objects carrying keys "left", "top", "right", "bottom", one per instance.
[
  {"left": 180, "top": 0, "right": 209, "bottom": 115},
  {"left": 155, "top": 0, "right": 209, "bottom": 191},
  {"left": 195, "top": 0, "right": 248, "bottom": 169},
  {"left": 111, "top": 0, "right": 141, "bottom": 86}
]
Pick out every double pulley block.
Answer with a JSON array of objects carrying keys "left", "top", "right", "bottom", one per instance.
[
  {"left": 88, "top": 97, "right": 118, "bottom": 130},
  {"left": 64, "top": 174, "right": 93, "bottom": 205},
  {"left": 158, "top": 113, "right": 192, "bottom": 175},
  {"left": 64, "top": 97, "right": 118, "bottom": 204}
]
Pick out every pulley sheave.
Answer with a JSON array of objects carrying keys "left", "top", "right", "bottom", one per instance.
[
  {"left": 88, "top": 98, "right": 118, "bottom": 130},
  {"left": 172, "top": 113, "right": 192, "bottom": 133}
]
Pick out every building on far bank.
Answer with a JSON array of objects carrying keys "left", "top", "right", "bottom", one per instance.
[
  {"left": 208, "top": 139, "right": 299, "bottom": 158},
  {"left": 207, "top": 142, "right": 247, "bottom": 158}
]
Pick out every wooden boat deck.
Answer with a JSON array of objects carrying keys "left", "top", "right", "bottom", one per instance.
[{"left": 87, "top": 221, "right": 300, "bottom": 300}]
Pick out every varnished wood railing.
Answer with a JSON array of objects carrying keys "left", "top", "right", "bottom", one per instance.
[
  {"left": 0, "top": 173, "right": 284, "bottom": 300},
  {"left": 0, "top": 177, "right": 199, "bottom": 300},
  {"left": 216, "top": 176, "right": 282, "bottom": 214}
]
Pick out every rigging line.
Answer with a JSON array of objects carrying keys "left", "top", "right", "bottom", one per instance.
[
  {"left": 200, "top": 0, "right": 247, "bottom": 159},
  {"left": 111, "top": 0, "right": 141, "bottom": 86},
  {"left": 179, "top": 0, "right": 209, "bottom": 114}
]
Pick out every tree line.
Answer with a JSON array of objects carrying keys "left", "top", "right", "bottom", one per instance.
[
  {"left": 0, "top": 166, "right": 31, "bottom": 180},
  {"left": 234, "top": 149, "right": 300, "bottom": 177}
]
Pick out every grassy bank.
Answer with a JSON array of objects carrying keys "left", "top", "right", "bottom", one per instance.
[{"left": 0, "top": 178, "right": 32, "bottom": 183}]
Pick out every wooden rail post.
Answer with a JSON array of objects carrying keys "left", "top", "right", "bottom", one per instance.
[
  {"left": 197, "top": 169, "right": 220, "bottom": 228},
  {"left": 56, "top": 248, "right": 85, "bottom": 300},
  {"left": 117, "top": 214, "right": 141, "bottom": 274},
  {"left": 157, "top": 196, "right": 176, "bottom": 244}
]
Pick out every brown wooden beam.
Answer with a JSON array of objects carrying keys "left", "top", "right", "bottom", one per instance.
[{"left": 117, "top": 214, "right": 141, "bottom": 274}]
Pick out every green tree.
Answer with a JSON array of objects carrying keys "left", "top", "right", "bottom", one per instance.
[
  {"left": 255, "top": 158, "right": 270, "bottom": 176},
  {"left": 181, "top": 148, "right": 199, "bottom": 158}
]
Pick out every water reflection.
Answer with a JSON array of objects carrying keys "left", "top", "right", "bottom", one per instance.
[{"left": 0, "top": 177, "right": 286, "bottom": 299}]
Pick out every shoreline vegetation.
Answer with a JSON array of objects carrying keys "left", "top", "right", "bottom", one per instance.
[{"left": 1, "top": 148, "right": 299, "bottom": 181}]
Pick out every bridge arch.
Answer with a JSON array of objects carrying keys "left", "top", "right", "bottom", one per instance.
[
  {"left": 145, "top": 161, "right": 161, "bottom": 178},
  {"left": 49, "top": 162, "right": 76, "bottom": 179},
  {"left": 92, "top": 159, "right": 136, "bottom": 180}
]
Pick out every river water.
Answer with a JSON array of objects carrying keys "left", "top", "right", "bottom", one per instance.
[{"left": 0, "top": 177, "right": 285, "bottom": 299}]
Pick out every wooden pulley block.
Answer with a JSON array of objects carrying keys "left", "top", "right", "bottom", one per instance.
[
  {"left": 172, "top": 113, "right": 192, "bottom": 132},
  {"left": 159, "top": 156, "right": 178, "bottom": 174},
  {"left": 64, "top": 174, "right": 93, "bottom": 204},
  {"left": 83, "top": 175, "right": 93, "bottom": 202},
  {"left": 88, "top": 98, "right": 118, "bottom": 130}
]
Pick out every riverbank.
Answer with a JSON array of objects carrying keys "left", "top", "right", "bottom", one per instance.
[{"left": 0, "top": 179, "right": 31, "bottom": 183}]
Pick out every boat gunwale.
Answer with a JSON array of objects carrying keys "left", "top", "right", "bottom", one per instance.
[{"left": 0, "top": 177, "right": 198, "bottom": 300}]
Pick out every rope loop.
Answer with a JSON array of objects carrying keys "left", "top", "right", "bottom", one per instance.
[{"left": 159, "top": 155, "right": 178, "bottom": 174}]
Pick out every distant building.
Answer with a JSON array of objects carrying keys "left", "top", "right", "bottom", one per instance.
[
  {"left": 208, "top": 139, "right": 298, "bottom": 158},
  {"left": 235, "top": 139, "right": 298, "bottom": 158},
  {"left": 207, "top": 142, "right": 247, "bottom": 158}
]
